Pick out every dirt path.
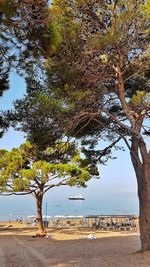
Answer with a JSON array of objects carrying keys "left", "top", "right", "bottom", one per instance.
[
  {"left": 0, "top": 234, "right": 150, "bottom": 267},
  {"left": 0, "top": 246, "right": 6, "bottom": 267},
  {"left": 0, "top": 236, "right": 50, "bottom": 267}
]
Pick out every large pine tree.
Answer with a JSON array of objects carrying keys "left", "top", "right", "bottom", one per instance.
[{"left": 45, "top": 0, "right": 150, "bottom": 251}]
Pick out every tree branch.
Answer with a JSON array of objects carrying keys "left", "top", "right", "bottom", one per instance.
[{"left": 43, "top": 178, "right": 68, "bottom": 194}]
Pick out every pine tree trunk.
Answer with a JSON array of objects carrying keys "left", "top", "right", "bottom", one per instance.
[
  {"left": 138, "top": 161, "right": 150, "bottom": 251},
  {"left": 35, "top": 193, "right": 45, "bottom": 234},
  {"left": 131, "top": 138, "right": 150, "bottom": 251}
]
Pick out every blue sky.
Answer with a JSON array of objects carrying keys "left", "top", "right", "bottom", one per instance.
[
  {"left": 0, "top": 72, "right": 26, "bottom": 149},
  {"left": 0, "top": 72, "right": 139, "bottom": 213},
  {"left": 0, "top": 72, "right": 26, "bottom": 110}
]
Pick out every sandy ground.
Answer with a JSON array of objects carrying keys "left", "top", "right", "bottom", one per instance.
[{"left": 0, "top": 222, "right": 150, "bottom": 267}]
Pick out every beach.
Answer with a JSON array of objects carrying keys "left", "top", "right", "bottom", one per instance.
[{"left": 0, "top": 222, "right": 150, "bottom": 266}]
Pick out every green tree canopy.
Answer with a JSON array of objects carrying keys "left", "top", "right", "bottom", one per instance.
[{"left": 0, "top": 0, "right": 63, "bottom": 138}]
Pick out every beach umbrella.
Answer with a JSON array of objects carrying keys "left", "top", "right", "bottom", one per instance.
[
  {"left": 27, "top": 215, "right": 36, "bottom": 218},
  {"left": 54, "top": 215, "right": 66, "bottom": 218},
  {"left": 43, "top": 215, "right": 52, "bottom": 219}
]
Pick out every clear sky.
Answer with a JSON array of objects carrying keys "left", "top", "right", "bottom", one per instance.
[
  {"left": 0, "top": 72, "right": 139, "bottom": 215},
  {"left": 0, "top": 72, "right": 26, "bottom": 150}
]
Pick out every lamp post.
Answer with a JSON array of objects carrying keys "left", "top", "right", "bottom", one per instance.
[{"left": 45, "top": 201, "right": 48, "bottom": 228}]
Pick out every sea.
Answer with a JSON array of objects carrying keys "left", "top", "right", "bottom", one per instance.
[{"left": 0, "top": 188, "right": 139, "bottom": 221}]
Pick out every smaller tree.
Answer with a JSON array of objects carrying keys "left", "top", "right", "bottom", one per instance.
[{"left": 0, "top": 141, "right": 97, "bottom": 234}]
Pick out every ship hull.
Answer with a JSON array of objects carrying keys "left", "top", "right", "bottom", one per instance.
[{"left": 68, "top": 197, "right": 85, "bottom": 200}]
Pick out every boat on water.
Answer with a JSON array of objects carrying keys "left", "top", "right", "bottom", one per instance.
[{"left": 68, "top": 195, "right": 85, "bottom": 200}]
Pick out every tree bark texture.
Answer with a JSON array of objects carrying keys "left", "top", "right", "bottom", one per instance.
[
  {"left": 35, "top": 193, "right": 44, "bottom": 233},
  {"left": 131, "top": 137, "right": 150, "bottom": 251}
]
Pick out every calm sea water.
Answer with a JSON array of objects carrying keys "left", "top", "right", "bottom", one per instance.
[{"left": 0, "top": 190, "right": 139, "bottom": 221}]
